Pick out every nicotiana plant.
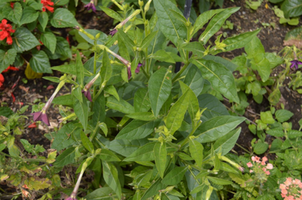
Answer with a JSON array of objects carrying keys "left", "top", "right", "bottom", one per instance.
[{"left": 27, "top": 0, "right": 271, "bottom": 199}]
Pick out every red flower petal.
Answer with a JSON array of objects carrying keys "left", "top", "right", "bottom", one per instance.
[
  {"left": 0, "top": 74, "right": 4, "bottom": 82},
  {"left": 28, "top": 122, "right": 37, "bottom": 128}
]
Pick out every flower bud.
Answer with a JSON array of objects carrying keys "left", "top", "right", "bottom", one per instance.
[{"left": 144, "top": 0, "right": 152, "bottom": 12}]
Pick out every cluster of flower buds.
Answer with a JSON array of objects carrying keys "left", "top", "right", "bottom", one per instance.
[
  {"left": 280, "top": 178, "right": 302, "bottom": 200},
  {"left": 246, "top": 156, "right": 273, "bottom": 183}
]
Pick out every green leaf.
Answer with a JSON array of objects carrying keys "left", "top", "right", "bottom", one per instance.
[
  {"left": 154, "top": 0, "right": 187, "bottom": 45},
  {"left": 154, "top": 142, "right": 167, "bottom": 178},
  {"left": 101, "top": 49, "right": 112, "bottom": 85},
  {"left": 84, "top": 187, "right": 115, "bottom": 200},
  {"left": 245, "top": 36, "right": 265, "bottom": 55},
  {"left": 140, "top": 31, "right": 158, "bottom": 49},
  {"left": 107, "top": 138, "right": 149, "bottom": 157},
  {"left": 54, "top": 147, "right": 76, "bottom": 167},
  {"left": 191, "top": 58, "right": 239, "bottom": 103},
  {"left": 199, "top": 7, "right": 240, "bottom": 44},
  {"left": 20, "top": 6, "right": 39, "bottom": 25},
  {"left": 150, "top": 50, "right": 175, "bottom": 63},
  {"left": 126, "top": 112, "right": 156, "bottom": 121},
  {"left": 260, "top": 111, "right": 275, "bottom": 124},
  {"left": 253, "top": 141, "right": 269, "bottom": 155},
  {"left": 99, "top": 6, "right": 123, "bottom": 21},
  {"left": 266, "top": 129, "right": 284, "bottom": 137},
  {"left": 75, "top": 51, "right": 84, "bottom": 85},
  {"left": 164, "top": 89, "right": 190, "bottom": 135},
  {"left": 41, "top": 31, "right": 57, "bottom": 54},
  {"left": 162, "top": 167, "right": 187, "bottom": 186},
  {"left": 124, "top": 142, "right": 156, "bottom": 162},
  {"left": 194, "top": 116, "right": 244, "bottom": 143},
  {"left": 141, "top": 179, "right": 164, "bottom": 200},
  {"left": 73, "top": 89, "right": 89, "bottom": 130},
  {"left": 212, "top": 128, "right": 241, "bottom": 156},
  {"left": 182, "top": 65, "right": 204, "bottom": 96},
  {"left": 282, "top": 0, "right": 302, "bottom": 18},
  {"left": 106, "top": 96, "right": 135, "bottom": 114},
  {"left": 52, "top": 94, "right": 74, "bottom": 106},
  {"left": 182, "top": 42, "right": 205, "bottom": 56},
  {"left": 198, "top": 94, "right": 229, "bottom": 120},
  {"left": 148, "top": 67, "right": 172, "bottom": 117},
  {"left": 13, "top": 27, "right": 40, "bottom": 53},
  {"left": 29, "top": 50, "right": 52, "bottom": 73},
  {"left": 287, "top": 130, "right": 302, "bottom": 139},
  {"left": 51, "top": 122, "right": 81, "bottom": 151},
  {"left": 50, "top": 8, "right": 79, "bottom": 28},
  {"left": 202, "top": 55, "right": 238, "bottom": 72},
  {"left": 189, "top": 139, "right": 204, "bottom": 168},
  {"left": 102, "top": 161, "right": 122, "bottom": 199},
  {"left": 3, "top": 3, "right": 22, "bottom": 24},
  {"left": 0, "top": 107, "right": 14, "bottom": 117},
  {"left": 116, "top": 120, "right": 159, "bottom": 140},
  {"left": 91, "top": 92, "right": 106, "bottom": 126},
  {"left": 208, "top": 177, "right": 232, "bottom": 185},
  {"left": 98, "top": 149, "right": 121, "bottom": 162},
  {"left": 55, "top": 36, "right": 72, "bottom": 60},
  {"left": 134, "top": 88, "right": 151, "bottom": 112},
  {"left": 80, "top": 131, "right": 94, "bottom": 153},
  {"left": 223, "top": 29, "right": 261, "bottom": 52},
  {"left": 192, "top": 9, "right": 223, "bottom": 37},
  {"left": 179, "top": 81, "right": 199, "bottom": 122},
  {"left": 275, "top": 109, "right": 294, "bottom": 122},
  {"left": 0, "top": 49, "right": 17, "bottom": 73},
  {"left": 53, "top": 0, "right": 69, "bottom": 6}
]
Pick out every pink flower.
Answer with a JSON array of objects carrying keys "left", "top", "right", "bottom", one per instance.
[
  {"left": 252, "top": 156, "right": 260, "bottom": 163},
  {"left": 281, "top": 189, "right": 288, "bottom": 195},
  {"left": 266, "top": 163, "right": 273, "bottom": 169},
  {"left": 262, "top": 157, "right": 268, "bottom": 162},
  {"left": 247, "top": 162, "right": 253, "bottom": 168},
  {"left": 265, "top": 171, "right": 270, "bottom": 175},
  {"left": 285, "top": 178, "right": 293, "bottom": 186},
  {"left": 249, "top": 170, "right": 253, "bottom": 173},
  {"left": 280, "top": 184, "right": 286, "bottom": 190}
]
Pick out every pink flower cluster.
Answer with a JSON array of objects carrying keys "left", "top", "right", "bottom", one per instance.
[
  {"left": 247, "top": 156, "right": 273, "bottom": 175},
  {"left": 280, "top": 177, "right": 302, "bottom": 200}
]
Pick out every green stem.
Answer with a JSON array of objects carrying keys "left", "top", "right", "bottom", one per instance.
[{"left": 172, "top": 62, "right": 189, "bottom": 83}]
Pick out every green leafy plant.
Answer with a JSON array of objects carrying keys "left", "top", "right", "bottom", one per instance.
[{"left": 0, "top": 0, "right": 79, "bottom": 75}]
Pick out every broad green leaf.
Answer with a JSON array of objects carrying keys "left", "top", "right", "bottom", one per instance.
[
  {"left": 208, "top": 177, "right": 232, "bottom": 185},
  {"left": 50, "top": 8, "right": 79, "bottom": 28},
  {"left": 126, "top": 112, "right": 157, "bottom": 121},
  {"left": 101, "top": 49, "right": 113, "bottom": 85},
  {"left": 20, "top": 6, "right": 39, "bottom": 25},
  {"left": 182, "top": 65, "right": 204, "bottom": 96},
  {"left": 260, "top": 111, "right": 275, "bottom": 124},
  {"left": 212, "top": 128, "right": 241, "bottom": 156},
  {"left": 107, "top": 138, "right": 149, "bottom": 157},
  {"left": 41, "top": 31, "right": 57, "bottom": 54},
  {"left": 275, "top": 109, "right": 293, "bottom": 122},
  {"left": 0, "top": 107, "right": 13, "bottom": 117},
  {"left": 75, "top": 51, "right": 84, "bottom": 85},
  {"left": 52, "top": 94, "right": 74, "bottom": 106},
  {"left": 199, "top": 7, "right": 239, "bottom": 44},
  {"left": 80, "top": 131, "right": 94, "bottom": 153},
  {"left": 148, "top": 67, "right": 172, "bottom": 116},
  {"left": 282, "top": 0, "right": 302, "bottom": 18},
  {"left": 116, "top": 120, "right": 159, "bottom": 140},
  {"left": 134, "top": 88, "right": 151, "bottom": 112},
  {"left": 55, "top": 36, "right": 72, "bottom": 59},
  {"left": 3, "top": 3, "right": 22, "bottom": 24},
  {"left": 189, "top": 139, "right": 204, "bottom": 168},
  {"left": 54, "top": 147, "right": 76, "bottom": 167},
  {"left": 266, "top": 129, "right": 284, "bottom": 137},
  {"left": 253, "top": 141, "right": 269, "bottom": 155},
  {"left": 179, "top": 81, "right": 199, "bottom": 122},
  {"left": 150, "top": 50, "right": 175, "bottom": 63},
  {"left": 288, "top": 130, "right": 302, "bottom": 139},
  {"left": 105, "top": 85, "right": 119, "bottom": 101},
  {"left": 53, "top": 0, "right": 69, "bottom": 6},
  {"left": 223, "top": 29, "right": 261, "bottom": 52},
  {"left": 117, "top": 30, "right": 135, "bottom": 50},
  {"left": 52, "top": 63, "right": 77, "bottom": 75},
  {"left": 118, "top": 34, "right": 130, "bottom": 62},
  {"left": 100, "top": 6, "right": 123, "bottom": 21},
  {"left": 98, "top": 149, "right": 121, "bottom": 162},
  {"left": 0, "top": 49, "right": 17, "bottom": 73},
  {"left": 154, "top": 142, "right": 167, "bottom": 178},
  {"left": 192, "top": 9, "right": 223, "bottom": 37},
  {"left": 191, "top": 58, "right": 239, "bottom": 103},
  {"left": 162, "top": 167, "right": 187, "bottom": 186},
  {"left": 29, "top": 50, "right": 52, "bottom": 73},
  {"left": 38, "top": 11, "right": 48, "bottom": 30},
  {"left": 194, "top": 116, "right": 244, "bottom": 143},
  {"left": 124, "top": 142, "right": 156, "bottom": 162},
  {"left": 202, "top": 55, "right": 238, "bottom": 72},
  {"left": 13, "top": 27, "right": 40, "bottom": 53},
  {"left": 84, "top": 187, "right": 115, "bottom": 200},
  {"left": 154, "top": 0, "right": 187, "bottom": 45},
  {"left": 245, "top": 36, "right": 265, "bottom": 55},
  {"left": 182, "top": 42, "right": 205, "bottom": 56},
  {"left": 164, "top": 89, "right": 190, "bottom": 135},
  {"left": 51, "top": 122, "right": 81, "bottom": 151},
  {"left": 73, "top": 90, "right": 89, "bottom": 130},
  {"left": 140, "top": 31, "right": 158, "bottom": 49},
  {"left": 91, "top": 92, "right": 106, "bottom": 126},
  {"left": 198, "top": 94, "right": 229, "bottom": 121},
  {"left": 78, "top": 29, "right": 108, "bottom": 45},
  {"left": 102, "top": 161, "right": 122, "bottom": 199},
  {"left": 141, "top": 179, "right": 164, "bottom": 200},
  {"left": 106, "top": 96, "right": 135, "bottom": 114}
]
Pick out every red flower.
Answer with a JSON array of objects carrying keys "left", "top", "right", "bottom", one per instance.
[
  {"left": 41, "top": 0, "right": 54, "bottom": 13},
  {"left": 10, "top": 2, "right": 15, "bottom": 8},
  {"left": 2, "top": 66, "right": 19, "bottom": 73},
  {"left": 28, "top": 122, "right": 37, "bottom": 128},
  {"left": 0, "top": 19, "right": 15, "bottom": 45}
]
